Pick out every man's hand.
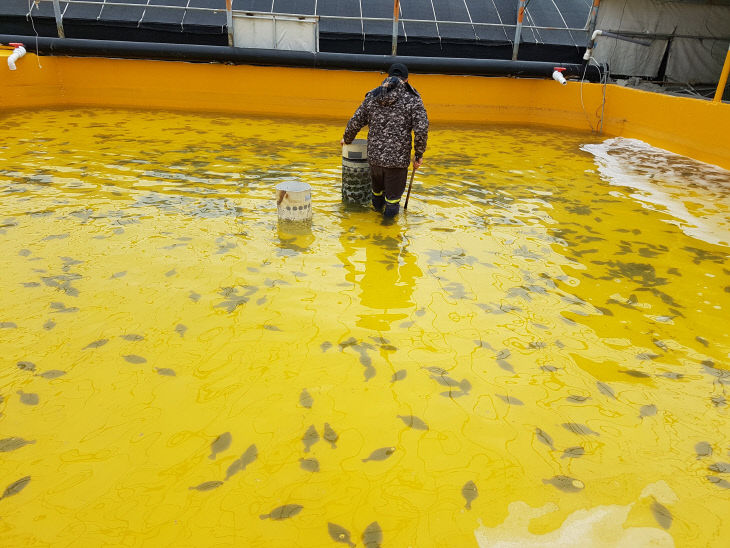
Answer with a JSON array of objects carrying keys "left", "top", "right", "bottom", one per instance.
[{"left": 413, "top": 157, "right": 423, "bottom": 170}]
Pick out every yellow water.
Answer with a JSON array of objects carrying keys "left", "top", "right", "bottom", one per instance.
[{"left": 1, "top": 108, "right": 729, "bottom": 547}]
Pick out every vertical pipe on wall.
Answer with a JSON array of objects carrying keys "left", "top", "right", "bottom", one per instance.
[
  {"left": 587, "top": 0, "right": 601, "bottom": 35},
  {"left": 52, "top": 0, "right": 65, "bottom": 39},
  {"left": 273, "top": 16, "right": 277, "bottom": 49},
  {"left": 512, "top": 0, "right": 526, "bottom": 61},
  {"left": 391, "top": 0, "right": 400, "bottom": 56},
  {"left": 226, "top": 0, "right": 234, "bottom": 47},
  {"left": 714, "top": 44, "right": 730, "bottom": 102},
  {"left": 582, "top": 0, "right": 601, "bottom": 61}
]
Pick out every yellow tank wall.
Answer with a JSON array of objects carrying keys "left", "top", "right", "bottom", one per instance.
[{"left": 1, "top": 54, "right": 729, "bottom": 169}]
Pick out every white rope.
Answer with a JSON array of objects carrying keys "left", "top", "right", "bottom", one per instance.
[
  {"left": 138, "top": 0, "right": 151, "bottom": 27},
  {"left": 580, "top": 57, "right": 608, "bottom": 134},
  {"left": 593, "top": 56, "right": 608, "bottom": 134},
  {"left": 549, "top": 0, "right": 579, "bottom": 51},
  {"left": 182, "top": 0, "right": 192, "bottom": 30},
  {"left": 579, "top": 59, "right": 594, "bottom": 132},
  {"left": 428, "top": 0, "right": 442, "bottom": 47},
  {"left": 524, "top": 7, "right": 542, "bottom": 45},
  {"left": 26, "top": 0, "right": 43, "bottom": 68},
  {"left": 488, "top": 0, "right": 510, "bottom": 43},
  {"left": 460, "top": 0, "right": 478, "bottom": 41}
]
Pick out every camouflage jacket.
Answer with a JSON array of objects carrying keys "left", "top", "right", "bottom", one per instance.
[{"left": 343, "top": 78, "right": 429, "bottom": 169}]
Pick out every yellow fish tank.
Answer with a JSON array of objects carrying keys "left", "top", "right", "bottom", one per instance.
[
  {"left": 1, "top": 52, "right": 730, "bottom": 548},
  {"left": 1, "top": 105, "right": 729, "bottom": 547}
]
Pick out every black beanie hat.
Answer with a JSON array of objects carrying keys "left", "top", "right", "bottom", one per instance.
[{"left": 388, "top": 63, "right": 408, "bottom": 79}]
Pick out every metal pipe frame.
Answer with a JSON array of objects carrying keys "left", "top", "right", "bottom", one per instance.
[
  {"left": 232, "top": 13, "right": 319, "bottom": 22},
  {"left": 582, "top": 0, "right": 600, "bottom": 60},
  {"left": 587, "top": 0, "right": 600, "bottom": 37},
  {"left": 51, "top": 0, "right": 65, "bottom": 39},
  {"left": 225, "top": 0, "right": 233, "bottom": 47},
  {"left": 603, "top": 30, "right": 730, "bottom": 41},
  {"left": 32, "top": 0, "right": 590, "bottom": 33},
  {"left": 391, "top": 0, "right": 400, "bottom": 57},
  {"left": 512, "top": 0, "right": 526, "bottom": 61}
]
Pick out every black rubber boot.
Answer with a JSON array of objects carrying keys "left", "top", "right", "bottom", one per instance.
[
  {"left": 372, "top": 193, "right": 385, "bottom": 212},
  {"left": 384, "top": 202, "right": 400, "bottom": 218}
]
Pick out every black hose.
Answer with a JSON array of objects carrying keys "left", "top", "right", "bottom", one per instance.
[{"left": 0, "top": 34, "right": 603, "bottom": 82}]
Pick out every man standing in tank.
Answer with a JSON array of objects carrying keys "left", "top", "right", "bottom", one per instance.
[{"left": 341, "top": 63, "right": 429, "bottom": 218}]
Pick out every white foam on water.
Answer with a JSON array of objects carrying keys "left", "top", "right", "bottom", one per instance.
[
  {"left": 640, "top": 480, "right": 678, "bottom": 505},
  {"left": 474, "top": 500, "right": 674, "bottom": 548},
  {"left": 581, "top": 138, "right": 730, "bottom": 247}
]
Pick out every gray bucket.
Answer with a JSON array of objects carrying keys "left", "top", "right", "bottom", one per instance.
[{"left": 342, "top": 139, "right": 372, "bottom": 207}]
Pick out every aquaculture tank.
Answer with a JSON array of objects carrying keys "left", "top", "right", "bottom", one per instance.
[{"left": 1, "top": 26, "right": 730, "bottom": 548}]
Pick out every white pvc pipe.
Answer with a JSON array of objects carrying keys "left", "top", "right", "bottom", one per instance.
[{"left": 7, "top": 46, "right": 26, "bottom": 70}]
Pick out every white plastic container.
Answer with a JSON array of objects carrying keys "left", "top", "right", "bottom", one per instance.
[{"left": 276, "top": 181, "right": 312, "bottom": 222}]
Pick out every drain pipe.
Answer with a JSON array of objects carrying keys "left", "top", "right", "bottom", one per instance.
[
  {"left": 7, "top": 42, "right": 26, "bottom": 70},
  {"left": 586, "top": 0, "right": 601, "bottom": 40},
  {"left": 584, "top": 29, "right": 652, "bottom": 61}
]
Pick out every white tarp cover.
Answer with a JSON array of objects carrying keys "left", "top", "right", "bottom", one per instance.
[
  {"left": 593, "top": 0, "right": 730, "bottom": 83},
  {"left": 233, "top": 14, "right": 318, "bottom": 52}
]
